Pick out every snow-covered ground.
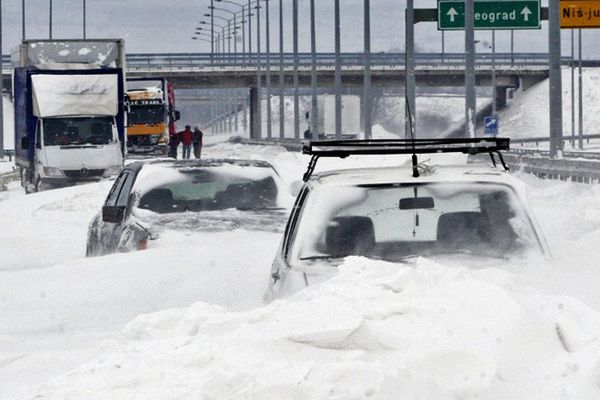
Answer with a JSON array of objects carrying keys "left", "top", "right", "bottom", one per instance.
[
  {"left": 498, "top": 67, "right": 600, "bottom": 150},
  {"left": 1, "top": 140, "right": 600, "bottom": 399}
]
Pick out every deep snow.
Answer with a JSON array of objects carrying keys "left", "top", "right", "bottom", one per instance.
[{"left": 1, "top": 140, "right": 600, "bottom": 399}]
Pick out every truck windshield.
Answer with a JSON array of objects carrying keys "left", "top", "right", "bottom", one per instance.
[
  {"left": 128, "top": 105, "right": 165, "bottom": 125},
  {"left": 43, "top": 116, "right": 115, "bottom": 146}
]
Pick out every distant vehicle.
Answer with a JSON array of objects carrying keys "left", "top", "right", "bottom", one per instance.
[
  {"left": 125, "top": 78, "right": 180, "bottom": 155},
  {"left": 12, "top": 39, "right": 127, "bottom": 193},
  {"left": 267, "top": 138, "right": 549, "bottom": 299},
  {"left": 86, "top": 159, "right": 286, "bottom": 256}
]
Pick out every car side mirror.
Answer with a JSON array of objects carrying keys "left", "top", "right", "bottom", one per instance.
[
  {"left": 21, "top": 137, "right": 29, "bottom": 150},
  {"left": 102, "top": 205, "right": 126, "bottom": 223}
]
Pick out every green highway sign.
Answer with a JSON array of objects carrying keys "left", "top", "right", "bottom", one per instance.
[{"left": 438, "top": 0, "right": 541, "bottom": 30}]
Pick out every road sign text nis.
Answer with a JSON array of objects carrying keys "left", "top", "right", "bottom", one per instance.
[
  {"left": 438, "top": 1, "right": 541, "bottom": 30},
  {"left": 561, "top": 1, "right": 600, "bottom": 29}
]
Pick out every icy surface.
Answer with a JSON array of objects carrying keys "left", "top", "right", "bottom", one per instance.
[{"left": 1, "top": 141, "right": 600, "bottom": 399}]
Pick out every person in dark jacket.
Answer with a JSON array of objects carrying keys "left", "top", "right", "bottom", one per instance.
[
  {"left": 192, "top": 127, "right": 204, "bottom": 159},
  {"left": 179, "top": 125, "right": 193, "bottom": 159},
  {"left": 168, "top": 129, "right": 180, "bottom": 159}
]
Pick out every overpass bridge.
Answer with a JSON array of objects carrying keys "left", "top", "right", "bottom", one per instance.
[{"left": 0, "top": 52, "right": 584, "bottom": 138}]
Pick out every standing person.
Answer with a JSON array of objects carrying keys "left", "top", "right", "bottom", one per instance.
[
  {"left": 179, "top": 125, "right": 193, "bottom": 160},
  {"left": 192, "top": 126, "right": 204, "bottom": 159},
  {"left": 169, "top": 129, "right": 180, "bottom": 159}
]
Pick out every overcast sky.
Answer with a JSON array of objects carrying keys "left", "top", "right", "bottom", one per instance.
[{"left": 1, "top": 0, "right": 600, "bottom": 57}]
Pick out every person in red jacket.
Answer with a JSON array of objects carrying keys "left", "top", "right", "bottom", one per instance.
[{"left": 179, "top": 125, "right": 193, "bottom": 159}]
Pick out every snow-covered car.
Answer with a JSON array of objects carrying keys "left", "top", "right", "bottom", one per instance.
[
  {"left": 268, "top": 138, "right": 548, "bottom": 298},
  {"left": 86, "top": 159, "right": 287, "bottom": 256}
]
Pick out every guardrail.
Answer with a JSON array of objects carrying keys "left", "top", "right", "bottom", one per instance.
[
  {"left": 1, "top": 52, "right": 580, "bottom": 71},
  {"left": 504, "top": 151, "right": 600, "bottom": 184}
]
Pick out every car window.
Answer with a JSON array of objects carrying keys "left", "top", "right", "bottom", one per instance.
[
  {"left": 116, "top": 171, "right": 135, "bottom": 208},
  {"left": 135, "top": 167, "right": 278, "bottom": 213},
  {"left": 289, "top": 183, "right": 540, "bottom": 263},
  {"left": 104, "top": 171, "right": 129, "bottom": 207}
]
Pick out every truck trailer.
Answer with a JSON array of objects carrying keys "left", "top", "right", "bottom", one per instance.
[{"left": 12, "top": 39, "right": 126, "bottom": 193}]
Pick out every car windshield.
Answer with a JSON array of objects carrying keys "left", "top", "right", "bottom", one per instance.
[
  {"left": 134, "top": 164, "right": 279, "bottom": 214},
  {"left": 43, "top": 116, "right": 115, "bottom": 146},
  {"left": 128, "top": 105, "right": 165, "bottom": 125},
  {"left": 290, "top": 182, "right": 541, "bottom": 263}
]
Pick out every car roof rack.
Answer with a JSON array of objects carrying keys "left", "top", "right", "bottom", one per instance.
[{"left": 301, "top": 137, "right": 510, "bottom": 181}]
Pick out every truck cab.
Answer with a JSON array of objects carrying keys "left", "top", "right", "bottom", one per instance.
[{"left": 30, "top": 115, "right": 123, "bottom": 190}]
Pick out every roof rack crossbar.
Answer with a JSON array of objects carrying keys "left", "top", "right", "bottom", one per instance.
[
  {"left": 300, "top": 138, "right": 511, "bottom": 181},
  {"left": 303, "top": 138, "right": 510, "bottom": 158}
]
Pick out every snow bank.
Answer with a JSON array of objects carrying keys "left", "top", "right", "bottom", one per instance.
[
  {"left": 34, "top": 257, "right": 600, "bottom": 399},
  {"left": 498, "top": 67, "right": 600, "bottom": 143}
]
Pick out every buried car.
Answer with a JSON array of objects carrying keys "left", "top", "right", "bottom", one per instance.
[
  {"left": 86, "top": 159, "right": 287, "bottom": 256},
  {"left": 268, "top": 138, "right": 549, "bottom": 299}
]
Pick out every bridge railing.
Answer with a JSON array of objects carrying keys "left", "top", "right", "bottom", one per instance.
[
  {"left": 123, "top": 52, "right": 574, "bottom": 70},
  {"left": 2, "top": 52, "right": 586, "bottom": 72}
]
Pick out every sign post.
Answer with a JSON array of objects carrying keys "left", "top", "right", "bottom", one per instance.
[{"left": 438, "top": 0, "right": 541, "bottom": 30}]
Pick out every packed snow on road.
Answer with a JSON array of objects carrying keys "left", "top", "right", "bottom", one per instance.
[{"left": 1, "top": 141, "right": 600, "bottom": 399}]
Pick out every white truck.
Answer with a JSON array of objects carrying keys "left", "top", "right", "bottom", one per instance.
[{"left": 12, "top": 39, "right": 126, "bottom": 193}]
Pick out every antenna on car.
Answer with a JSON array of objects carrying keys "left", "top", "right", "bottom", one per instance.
[{"left": 405, "top": 95, "right": 419, "bottom": 178}]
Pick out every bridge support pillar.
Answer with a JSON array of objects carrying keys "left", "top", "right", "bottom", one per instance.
[
  {"left": 495, "top": 86, "right": 508, "bottom": 110},
  {"left": 250, "top": 87, "right": 261, "bottom": 140}
]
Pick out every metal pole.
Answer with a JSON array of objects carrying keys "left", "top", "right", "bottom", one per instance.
[
  {"left": 571, "top": 29, "right": 575, "bottom": 146},
  {"left": 510, "top": 30, "right": 514, "bottom": 67},
  {"left": 578, "top": 28, "right": 583, "bottom": 150},
  {"left": 549, "top": 0, "right": 563, "bottom": 158},
  {"left": 293, "top": 0, "right": 299, "bottom": 140},
  {"left": 233, "top": 14, "right": 238, "bottom": 64},
  {"left": 266, "top": 0, "right": 272, "bottom": 140},
  {"left": 405, "top": 0, "right": 416, "bottom": 138},
  {"left": 465, "top": 0, "right": 476, "bottom": 138},
  {"left": 256, "top": 1, "right": 262, "bottom": 139},
  {"left": 492, "top": 30, "right": 496, "bottom": 115},
  {"left": 22, "top": 0, "right": 25, "bottom": 41},
  {"left": 335, "top": 0, "right": 342, "bottom": 139},
  {"left": 0, "top": 0, "right": 4, "bottom": 160},
  {"left": 441, "top": 30, "right": 445, "bottom": 62},
  {"left": 49, "top": 0, "right": 52, "bottom": 39},
  {"left": 310, "top": 0, "right": 318, "bottom": 139},
  {"left": 279, "top": 0, "right": 285, "bottom": 139},
  {"left": 363, "top": 0, "right": 372, "bottom": 139},
  {"left": 248, "top": 0, "right": 252, "bottom": 57},
  {"left": 227, "top": 20, "right": 231, "bottom": 62},
  {"left": 241, "top": 7, "right": 246, "bottom": 63},
  {"left": 83, "top": 0, "right": 86, "bottom": 39},
  {"left": 211, "top": 0, "right": 215, "bottom": 64}
]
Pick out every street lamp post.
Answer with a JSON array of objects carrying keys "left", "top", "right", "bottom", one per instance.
[
  {"left": 265, "top": 0, "right": 272, "bottom": 140},
  {"left": 335, "top": 0, "right": 342, "bottom": 139},
  {"left": 310, "top": 0, "right": 318, "bottom": 139},
  {"left": 279, "top": 0, "right": 285, "bottom": 139},
  {"left": 256, "top": 1, "right": 262, "bottom": 139},
  {"left": 363, "top": 0, "right": 372, "bottom": 139},
  {"left": 49, "top": 0, "right": 52, "bottom": 39},
  {"left": 83, "top": 0, "right": 86, "bottom": 39},
  {"left": 292, "top": 0, "right": 299, "bottom": 140}
]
